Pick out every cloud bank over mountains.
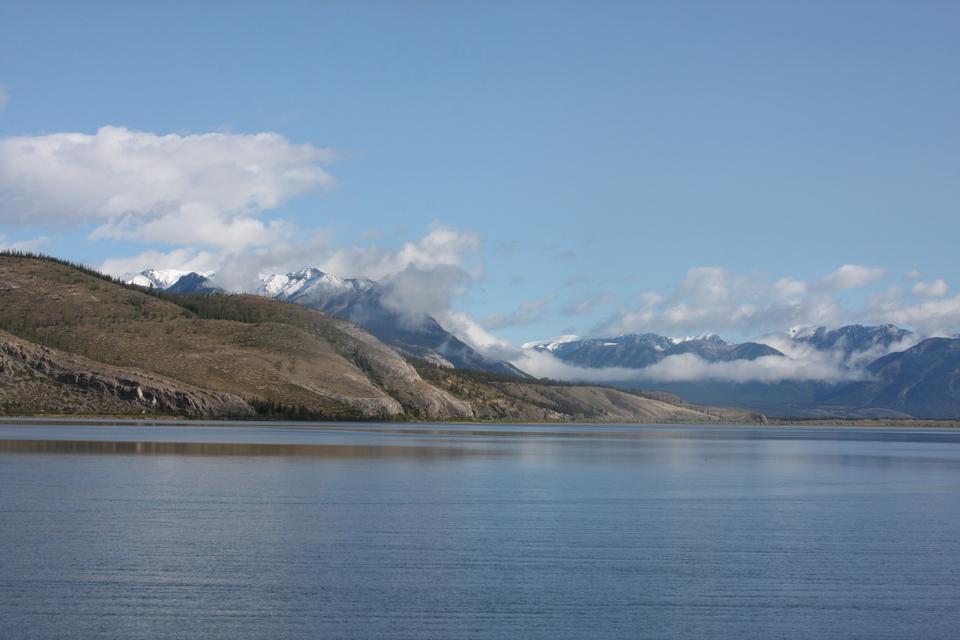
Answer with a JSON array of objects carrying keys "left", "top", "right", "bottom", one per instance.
[{"left": 595, "top": 264, "right": 957, "bottom": 340}]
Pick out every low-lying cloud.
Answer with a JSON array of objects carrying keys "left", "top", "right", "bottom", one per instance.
[{"left": 511, "top": 349, "right": 866, "bottom": 385}]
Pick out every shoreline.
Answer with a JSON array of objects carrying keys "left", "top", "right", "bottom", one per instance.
[{"left": 1, "top": 414, "right": 958, "bottom": 429}]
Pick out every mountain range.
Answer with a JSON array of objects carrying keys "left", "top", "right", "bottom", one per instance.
[
  {"left": 523, "top": 332, "right": 782, "bottom": 368},
  {"left": 525, "top": 326, "right": 960, "bottom": 419},
  {"left": 1, "top": 253, "right": 762, "bottom": 424},
  {"left": 121, "top": 266, "right": 960, "bottom": 420}
]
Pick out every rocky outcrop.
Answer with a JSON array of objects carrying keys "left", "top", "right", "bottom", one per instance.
[
  {"left": 326, "top": 320, "right": 474, "bottom": 420},
  {"left": 0, "top": 330, "right": 254, "bottom": 417}
]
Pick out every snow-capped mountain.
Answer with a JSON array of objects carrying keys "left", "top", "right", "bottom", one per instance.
[
  {"left": 523, "top": 323, "right": 960, "bottom": 419},
  {"left": 521, "top": 335, "right": 581, "bottom": 351},
  {"left": 124, "top": 268, "right": 214, "bottom": 290},
  {"left": 524, "top": 332, "right": 782, "bottom": 369},
  {"left": 784, "top": 324, "right": 915, "bottom": 356},
  {"left": 126, "top": 266, "right": 525, "bottom": 377},
  {"left": 123, "top": 269, "right": 220, "bottom": 294},
  {"left": 253, "top": 267, "right": 524, "bottom": 376},
  {"left": 758, "top": 323, "right": 919, "bottom": 369},
  {"left": 256, "top": 268, "right": 377, "bottom": 301}
]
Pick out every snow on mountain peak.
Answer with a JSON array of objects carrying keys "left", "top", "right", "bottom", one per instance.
[
  {"left": 786, "top": 324, "right": 826, "bottom": 339},
  {"left": 124, "top": 269, "right": 214, "bottom": 290},
  {"left": 521, "top": 335, "right": 580, "bottom": 351},
  {"left": 255, "top": 267, "right": 380, "bottom": 302},
  {"left": 668, "top": 332, "right": 724, "bottom": 345}
]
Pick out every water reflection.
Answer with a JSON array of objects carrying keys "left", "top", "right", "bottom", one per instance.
[{"left": 0, "top": 438, "right": 506, "bottom": 458}]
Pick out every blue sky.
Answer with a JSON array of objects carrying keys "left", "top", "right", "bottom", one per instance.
[{"left": 1, "top": 0, "right": 958, "bottom": 346}]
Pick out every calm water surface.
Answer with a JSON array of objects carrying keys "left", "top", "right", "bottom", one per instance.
[{"left": 1, "top": 420, "right": 958, "bottom": 639}]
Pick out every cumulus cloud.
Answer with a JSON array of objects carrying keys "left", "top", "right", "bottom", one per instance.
[
  {"left": 912, "top": 279, "right": 948, "bottom": 298},
  {"left": 0, "top": 126, "right": 333, "bottom": 250},
  {"left": 321, "top": 224, "right": 483, "bottom": 323},
  {"left": 866, "top": 293, "right": 960, "bottom": 337},
  {"left": 319, "top": 224, "right": 481, "bottom": 283},
  {"left": 597, "top": 264, "right": 897, "bottom": 338},
  {"left": 815, "top": 264, "right": 885, "bottom": 292}
]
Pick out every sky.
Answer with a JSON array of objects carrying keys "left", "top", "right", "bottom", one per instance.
[{"left": 1, "top": 0, "right": 958, "bottom": 351}]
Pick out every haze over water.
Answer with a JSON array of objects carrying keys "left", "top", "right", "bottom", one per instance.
[{"left": 1, "top": 421, "right": 959, "bottom": 639}]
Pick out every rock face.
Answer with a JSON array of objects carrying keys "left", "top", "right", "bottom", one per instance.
[{"left": 0, "top": 330, "right": 254, "bottom": 416}]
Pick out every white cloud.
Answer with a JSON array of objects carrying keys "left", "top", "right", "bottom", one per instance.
[
  {"left": 596, "top": 264, "right": 906, "bottom": 338},
  {"left": 754, "top": 329, "right": 920, "bottom": 370},
  {"left": 815, "top": 264, "right": 885, "bottom": 292},
  {"left": 100, "top": 247, "right": 222, "bottom": 279},
  {"left": 0, "top": 126, "right": 333, "bottom": 250},
  {"left": 912, "top": 279, "right": 948, "bottom": 298},
  {"left": 445, "top": 311, "right": 521, "bottom": 362},
  {"left": 99, "top": 223, "right": 485, "bottom": 326},
  {"left": 320, "top": 224, "right": 483, "bottom": 323},
  {"left": 318, "top": 224, "right": 481, "bottom": 283},
  {"left": 867, "top": 293, "right": 960, "bottom": 337}
]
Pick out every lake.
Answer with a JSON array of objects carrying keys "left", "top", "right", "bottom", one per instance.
[{"left": 1, "top": 420, "right": 958, "bottom": 639}]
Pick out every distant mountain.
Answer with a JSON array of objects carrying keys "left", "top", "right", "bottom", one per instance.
[
  {"left": 165, "top": 273, "right": 223, "bottom": 295},
  {"left": 523, "top": 324, "right": 960, "bottom": 419},
  {"left": 821, "top": 337, "right": 960, "bottom": 419},
  {"left": 524, "top": 332, "right": 783, "bottom": 369},
  {"left": 257, "top": 268, "right": 526, "bottom": 377},
  {"left": 124, "top": 268, "right": 213, "bottom": 290},
  {"left": 776, "top": 323, "right": 917, "bottom": 366}
]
